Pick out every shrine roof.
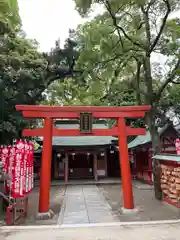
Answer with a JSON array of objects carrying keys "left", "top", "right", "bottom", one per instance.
[
  {"left": 128, "top": 124, "right": 173, "bottom": 149},
  {"left": 152, "top": 154, "right": 180, "bottom": 162},
  {"left": 39, "top": 121, "right": 117, "bottom": 147},
  {"left": 52, "top": 136, "right": 116, "bottom": 147}
]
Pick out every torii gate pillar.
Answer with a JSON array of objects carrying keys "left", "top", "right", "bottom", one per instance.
[
  {"left": 118, "top": 118, "right": 134, "bottom": 209},
  {"left": 37, "top": 118, "right": 53, "bottom": 219}
]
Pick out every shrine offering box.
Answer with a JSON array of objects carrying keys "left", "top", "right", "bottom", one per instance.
[{"left": 152, "top": 154, "right": 180, "bottom": 208}]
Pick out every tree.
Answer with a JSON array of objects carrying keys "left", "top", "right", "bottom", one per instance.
[
  {"left": 73, "top": 0, "right": 180, "bottom": 200},
  {"left": 42, "top": 77, "right": 104, "bottom": 106},
  {"left": 0, "top": 4, "right": 80, "bottom": 144},
  {"left": 0, "top": 0, "right": 21, "bottom": 33},
  {"left": 73, "top": 0, "right": 180, "bottom": 151},
  {"left": 43, "top": 23, "right": 138, "bottom": 106},
  {"left": 0, "top": 34, "right": 81, "bottom": 144}
]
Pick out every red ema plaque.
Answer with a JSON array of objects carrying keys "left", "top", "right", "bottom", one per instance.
[{"left": 79, "top": 112, "right": 92, "bottom": 133}]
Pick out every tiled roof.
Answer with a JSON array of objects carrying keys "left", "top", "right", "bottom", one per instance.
[
  {"left": 128, "top": 125, "right": 170, "bottom": 149},
  {"left": 52, "top": 136, "right": 116, "bottom": 146},
  {"left": 39, "top": 122, "right": 116, "bottom": 147},
  {"left": 152, "top": 154, "right": 180, "bottom": 162}
]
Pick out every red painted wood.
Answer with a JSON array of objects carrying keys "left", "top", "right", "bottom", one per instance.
[
  {"left": 163, "top": 151, "right": 176, "bottom": 154},
  {"left": 53, "top": 128, "right": 118, "bottom": 136},
  {"left": 163, "top": 197, "right": 180, "bottom": 208},
  {"left": 23, "top": 128, "right": 44, "bottom": 136},
  {"left": 95, "top": 112, "right": 146, "bottom": 118},
  {"left": 136, "top": 171, "right": 153, "bottom": 185},
  {"left": 53, "top": 127, "right": 145, "bottom": 136},
  {"left": 118, "top": 118, "right": 134, "bottom": 209},
  {"left": 22, "top": 127, "right": 146, "bottom": 137},
  {"left": 21, "top": 110, "right": 146, "bottom": 119},
  {"left": 127, "top": 127, "right": 146, "bottom": 136},
  {"left": 22, "top": 111, "right": 79, "bottom": 119},
  {"left": 16, "top": 105, "right": 151, "bottom": 113},
  {"left": 39, "top": 118, "right": 53, "bottom": 213}
]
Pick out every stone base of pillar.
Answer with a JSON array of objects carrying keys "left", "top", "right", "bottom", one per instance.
[
  {"left": 121, "top": 207, "right": 138, "bottom": 215},
  {"left": 36, "top": 209, "right": 54, "bottom": 220}
]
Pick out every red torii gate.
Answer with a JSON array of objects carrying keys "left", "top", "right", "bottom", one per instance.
[{"left": 16, "top": 105, "right": 150, "bottom": 218}]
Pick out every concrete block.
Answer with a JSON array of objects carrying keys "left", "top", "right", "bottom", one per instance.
[
  {"left": 36, "top": 209, "right": 54, "bottom": 220},
  {"left": 121, "top": 207, "right": 139, "bottom": 215}
]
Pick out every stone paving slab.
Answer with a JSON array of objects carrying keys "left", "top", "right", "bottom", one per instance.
[
  {"left": 35, "top": 178, "right": 121, "bottom": 187},
  {"left": 58, "top": 185, "right": 118, "bottom": 225},
  {"left": 132, "top": 180, "right": 154, "bottom": 190},
  {"left": 1, "top": 223, "right": 180, "bottom": 239}
]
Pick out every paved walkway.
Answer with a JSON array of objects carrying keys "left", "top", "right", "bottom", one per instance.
[
  {"left": 1, "top": 223, "right": 180, "bottom": 239},
  {"left": 35, "top": 178, "right": 121, "bottom": 186},
  {"left": 58, "top": 185, "right": 118, "bottom": 225}
]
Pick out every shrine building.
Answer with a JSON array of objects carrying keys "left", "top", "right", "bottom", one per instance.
[
  {"left": 34, "top": 120, "right": 120, "bottom": 182},
  {"left": 128, "top": 124, "right": 179, "bottom": 184},
  {"left": 34, "top": 122, "right": 179, "bottom": 185}
]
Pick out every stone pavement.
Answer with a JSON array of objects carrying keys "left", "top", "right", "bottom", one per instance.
[
  {"left": 34, "top": 178, "right": 121, "bottom": 186},
  {"left": 1, "top": 223, "right": 180, "bottom": 239},
  {"left": 58, "top": 185, "right": 118, "bottom": 225}
]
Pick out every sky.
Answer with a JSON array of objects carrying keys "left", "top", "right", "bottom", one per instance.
[
  {"left": 18, "top": 0, "right": 84, "bottom": 52},
  {"left": 18, "top": 0, "right": 180, "bottom": 60}
]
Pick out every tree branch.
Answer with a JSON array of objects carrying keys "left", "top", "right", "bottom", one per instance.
[
  {"left": 141, "top": 6, "right": 151, "bottom": 50},
  {"left": 155, "top": 58, "right": 180, "bottom": 101},
  {"left": 171, "top": 80, "right": 180, "bottom": 84},
  {"left": 99, "top": 55, "right": 138, "bottom": 101},
  {"left": 149, "top": 0, "right": 171, "bottom": 53},
  {"left": 99, "top": 54, "right": 125, "bottom": 67},
  {"left": 99, "top": 59, "right": 129, "bottom": 101},
  {"left": 146, "top": 0, "right": 156, "bottom": 13},
  {"left": 104, "top": 0, "right": 144, "bottom": 49}
]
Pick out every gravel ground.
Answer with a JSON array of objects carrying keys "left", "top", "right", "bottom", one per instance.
[
  {"left": 21, "top": 186, "right": 65, "bottom": 225},
  {"left": 98, "top": 184, "right": 180, "bottom": 221}
]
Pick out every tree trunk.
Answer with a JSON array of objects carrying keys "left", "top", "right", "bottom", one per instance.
[
  {"left": 143, "top": 49, "right": 163, "bottom": 200},
  {"left": 146, "top": 109, "right": 162, "bottom": 200},
  {"left": 135, "top": 61, "right": 142, "bottom": 105}
]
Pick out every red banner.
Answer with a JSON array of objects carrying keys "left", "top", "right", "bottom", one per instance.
[
  {"left": 0, "top": 140, "right": 34, "bottom": 198},
  {"left": 12, "top": 140, "right": 23, "bottom": 198},
  {"left": 8, "top": 146, "right": 16, "bottom": 191},
  {"left": 29, "top": 142, "right": 34, "bottom": 193},
  {"left": 25, "top": 142, "right": 30, "bottom": 194}
]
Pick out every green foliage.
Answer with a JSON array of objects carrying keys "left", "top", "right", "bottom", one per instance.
[
  {"left": 42, "top": 77, "right": 105, "bottom": 106},
  {"left": 163, "top": 84, "right": 180, "bottom": 115},
  {"left": 0, "top": 0, "right": 21, "bottom": 33},
  {"left": 0, "top": 32, "right": 47, "bottom": 144},
  {"left": 73, "top": 0, "right": 180, "bottom": 129},
  {"left": 0, "top": 4, "right": 81, "bottom": 144},
  {"left": 0, "top": 33, "right": 81, "bottom": 144}
]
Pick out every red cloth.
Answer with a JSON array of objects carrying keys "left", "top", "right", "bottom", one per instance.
[{"left": 1, "top": 140, "right": 34, "bottom": 198}]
